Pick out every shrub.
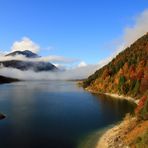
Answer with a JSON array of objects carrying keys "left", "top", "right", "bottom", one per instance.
[
  {"left": 133, "top": 80, "right": 140, "bottom": 96},
  {"left": 139, "top": 97, "right": 148, "bottom": 120},
  {"left": 118, "top": 76, "right": 126, "bottom": 92},
  {"left": 122, "top": 83, "right": 130, "bottom": 94},
  {"left": 135, "top": 96, "right": 148, "bottom": 120}
]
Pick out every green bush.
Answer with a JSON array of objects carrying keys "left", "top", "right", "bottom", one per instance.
[
  {"left": 130, "top": 79, "right": 137, "bottom": 91},
  {"left": 118, "top": 76, "right": 126, "bottom": 92},
  {"left": 133, "top": 80, "right": 140, "bottom": 96},
  {"left": 122, "top": 83, "right": 130, "bottom": 94}
]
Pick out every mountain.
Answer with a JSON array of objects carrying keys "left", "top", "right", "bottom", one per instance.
[
  {"left": 6, "top": 50, "right": 40, "bottom": 58},
  {"left": 0, "top": 60, "right": 57, "bottom": 72},
  {"left": 83, "top": 33, "right": 148, "bottom": 99},
  {"left": 0, "top": 50, "right": 58, "bottom": 72}
]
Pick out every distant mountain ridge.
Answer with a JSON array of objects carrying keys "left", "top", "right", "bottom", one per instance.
[
  {"left": 6, "top": 50, "right": 40, "bottom": 58},
  {"left": 83, "top": 33, "right": 148, "bottom": 100},
  {"left": 0, "top": 60, "right": 57, "bottom": 72},
  {"left": 0, "top": 50, "right": 58, "bottom": 72}
]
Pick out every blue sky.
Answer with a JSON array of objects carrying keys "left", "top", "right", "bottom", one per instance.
[{"left": 0, "top": 0, "right": 148, "bottom": 65}]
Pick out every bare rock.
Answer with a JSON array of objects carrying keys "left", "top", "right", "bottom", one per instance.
[{"left": 0, "top": 113, "right": 6, "bottom": 120}]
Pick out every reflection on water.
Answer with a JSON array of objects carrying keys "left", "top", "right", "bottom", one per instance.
[{"left": 0, "top": 81, "right": 135, "bottom": 148}]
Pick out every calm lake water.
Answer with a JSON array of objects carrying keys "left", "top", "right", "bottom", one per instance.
[{"left": 0, "top": 81, "right": 135, "bottom": 148}]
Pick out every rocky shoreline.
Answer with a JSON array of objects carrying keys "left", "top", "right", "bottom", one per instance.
[
  {"left": 83, "top": 88, "right": 143, "bottom": 148},
  {"left": 96, "top": 116, "right": 148, "bottom": 148},
  {"left": 96, "top": 117, "right": 134, "bottom": 148}
]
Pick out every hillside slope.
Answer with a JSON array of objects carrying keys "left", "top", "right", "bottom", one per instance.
[
  {"left": 83, "top": 33, "right": 148, "bottom": 148},
  {"left": 83, "top": 33, "right": 148, "bottom": 100}
]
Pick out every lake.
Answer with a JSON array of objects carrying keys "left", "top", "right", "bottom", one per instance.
[{"left": 0, "top": 81, "right": 135, "bottom": 148}]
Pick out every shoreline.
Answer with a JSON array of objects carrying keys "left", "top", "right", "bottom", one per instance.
[
  {"left": 94, "top": 92, "right": 137, "bottom": 148},
  {"left": 83, "top": 88, "right": 140, "bottom": 148},
  {"left": 85, "top": 88, "right": 139, "bottom": 105},
  {"left": 78, "top": 124, "right": 116, "bottom": 148},
  {"left": 96, "top": 118, "right": 134, "bottom": 148},
  {"left": 103, "top": 93, "right": 139, "bottom": 105},
  {"left": 96, "top": 117, "right": 148, "bottom": 148}
]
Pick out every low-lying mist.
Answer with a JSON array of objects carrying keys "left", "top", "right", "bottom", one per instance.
[
  {"left": 0, "top": 64, "right": 99, "bottom": 80},
  {"left": 0, "top": 51, "right": 102, "bottom": 80}
]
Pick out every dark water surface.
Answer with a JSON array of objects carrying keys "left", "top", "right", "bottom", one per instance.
[{"left": 0, "top": 81, "right": 135, "bottom": 148}]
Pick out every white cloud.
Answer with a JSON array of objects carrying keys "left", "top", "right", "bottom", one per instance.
[
  {"left": 0, "top": 54, "right": 78, "bottom": 64},
  {"left": 0, "top": 65, "right": 98, "bottom": 80},
  {"left": 114, "top": 9, "right": 148, "bottom": 53},
  {"left": 123, "top": 9, "right": 148, "bottom": 47},
  {"left": 11, "top": 37, "right": 40, "bottom": 53},
  {"left": 102, "top": 9, "right": 148, "bottom": 66},
  {"left": 39, "top": 55, "right": 78, "bottom": 63},
  {"left": 2, "top": 37, "right": 77, "bottom": 64},
  {"left": 77, "top": 61, "right": 87, "bottom": 68},
  {"left": 1, "top": 9, "right": 148, "bottom": 81}
]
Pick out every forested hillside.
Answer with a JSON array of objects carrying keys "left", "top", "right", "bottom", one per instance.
[
  {"left": 83, "top": 33, "right": 148, "bottom": 148},
  {"left": 83, "top": 33, "right": 148, "bottom": 99}
]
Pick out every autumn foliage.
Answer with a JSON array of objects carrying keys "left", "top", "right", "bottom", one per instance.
[
  {"left": 83, "top": 33, "right": 148, "bottom": 120},
  {"left": 135, "top": 96, "right": 148, "bottom": 120},
  {"left": 83, "top": 33, "right": 148, "bottom": 100}
]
